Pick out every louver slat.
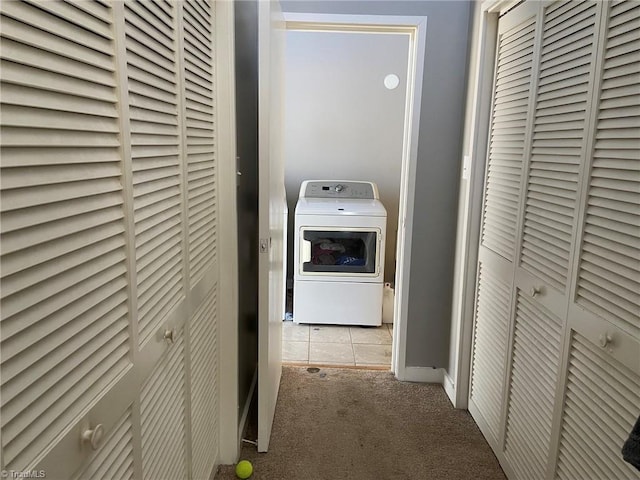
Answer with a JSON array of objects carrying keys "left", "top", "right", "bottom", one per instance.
[
  {"left": 1, "top": 1, "right": 111, "bottom": 53},
  {"left": 470, "top": 262, "right": 511, "bottom": 441},
  {"left": 521, "top": 0, "right": 598, "bottom": 291},
  {"left": 0, "top": 1, "right": 131, "bottom": 471},
  {"left": 577, "top": 1, "right": 640, "bottom": 338},
  {"left": 556, "top": 333, "right": 640, "bottom": 480},
  {"left": 60, "top": 0, "right": 112, "bottom": 23},
  {"left": 141, "top": 335, "right": 187, "bottom": 480},
  {"left": 183, "top": 0, "right": 217, "bottom": 285},
  {"left": 73, "top": 408, "right": 134, "bottom": 480},
  {"left": 504, "top": 293, "right": 562, "bottom": 480},
  {"left": 124, "top": 1, "right": 184, "bottom": 345},
  {"left": 481, "top": 16, "right": 536, "bottom": 261},
  {"left": 190, "top": 285, "right": 219, "bottom": 479}
]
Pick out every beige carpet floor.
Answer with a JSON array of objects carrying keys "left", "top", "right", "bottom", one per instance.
[{"left": 216, "top": 366, "right": 506, "bottom": 480}]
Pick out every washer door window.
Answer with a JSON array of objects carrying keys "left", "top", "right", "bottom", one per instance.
[{"left": 300, "top": 228, "right": 378, "bottom": 275}]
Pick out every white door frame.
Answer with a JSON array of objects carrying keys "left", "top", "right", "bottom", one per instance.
[
  {"left": 448, "top": 0, "right": 523, "bottom": 409},
  {"left": 283, "top": 13, "right": 427, "bottom": 380},
  {"left": 216, "top": 0, "right": 240, "bottom": 464}
]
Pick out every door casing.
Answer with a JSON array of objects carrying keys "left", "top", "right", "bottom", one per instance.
[{"left": 282, "top": 12, "right": 429, "bottom": 381}]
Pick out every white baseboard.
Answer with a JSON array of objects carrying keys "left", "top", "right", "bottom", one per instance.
[
  {"left": 399, "top": 366, "right": 444, "bottom": 383},
  {"left": 443, "top": 373, "right": 456, "bottom": 406}
]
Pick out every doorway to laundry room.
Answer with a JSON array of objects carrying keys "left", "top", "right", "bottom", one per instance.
[{"left": 280, "top": 14, "right": 425, "bottom": 371}]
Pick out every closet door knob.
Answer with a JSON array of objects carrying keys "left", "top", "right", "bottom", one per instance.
[
  {"left": 164, "top": 328, "right": 175, "bottom": 344},
  {"left": 530, "top": 286, "right": 542, "bottom": 298},
  {"left": 82, "top": 424, "right": 104, "bottom": 450},
  {"left": 598, "top": 333, "right": 612, "bottom": 349}
]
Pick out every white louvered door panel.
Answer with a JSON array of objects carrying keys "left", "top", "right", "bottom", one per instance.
[
  {"left": 473, "top": 1, "right": 640, "bottom": 479},
  {"left": 180, "top": 1, "right": 221, "bottom": 477},
  {"left": 480, "top": 7, "right": 536, "bottom": 262},
  {"left": 555, "top": 331, "right": 640, "bottom": 480},
  {"left": 575, "top": 0, "right": 640, "bottom": 339},
  {"left": 503, "top": 5, "right": 601, "bottom": 476},
  {"left": 469, "top": 257, "right": 512, "bottom": 445},
  {"left": 183, "top": 0, "right": 218, "bottom": 287},
  {"left": 1, "top": 1, "right": 224, "bottom": 478},
  {"left": 124, "top": 0, "right": 185, "bottom": 346},
  {"left": 470, "top": 1, "right": 540, "bottom": 456},
  {"left": 72, "top": 408, "right": 135, "bottom": 480},
  {"left": 550, "top": 3, "right": 640, "bottom": 476},
  {"left": 0, "top": 1, "right": 134, "bottom": 474},
  {"left": 520, "top": 0, "right": 598, "bottom": 292},
  {"left": 504, "top": 291, "right": 563, "bottom": 480},
  {"left": 140, "top": 332, "right": 188, "bottom": 480},
  {"left": 190, "top": 286, "right": 219, "bottom": 480}
]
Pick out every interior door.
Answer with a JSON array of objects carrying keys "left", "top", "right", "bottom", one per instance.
[{"left": 257, "top": 0, "right": 286, "bottom": 452}]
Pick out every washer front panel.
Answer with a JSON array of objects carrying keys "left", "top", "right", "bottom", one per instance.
[{"left": 301, "top": 180, "right": 376, "bottom": 199}]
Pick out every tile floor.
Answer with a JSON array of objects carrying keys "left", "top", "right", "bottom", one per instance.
[{"left": 282, "top": 322, "right": 393, "bottom": 367}]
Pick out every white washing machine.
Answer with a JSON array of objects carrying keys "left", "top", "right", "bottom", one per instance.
[{"left": 293, "top": 180, "right": 386, "bottom": 326}]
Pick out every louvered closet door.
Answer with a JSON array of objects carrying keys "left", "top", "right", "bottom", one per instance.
[
  {"left": 518, "top": 0, "right": 599, "bottom": 298},
  {"left": 503, "top": 2, "right": 601, "bottom": 477},
  {"left": 124, "top": 0, "right": 186, "bottom": 347},
  {"left": 181, "top": 0, "right": 220, "bottom": 478},
  {"left": 124, "top": 0, "right": 220, "bottom": 478},
  {"left": 472, "top": 1, "right": 639, "bottom": 479},
  {"left": 573, "top": 0, "right": 640, "bottom": 340},
  {"left": 72, "top": 408, "right": 135, "bottom": 480},
  {"left": 140, "top": 331, "right": 188, "bottom": 480},
  {"left": 1, "top": 1, "right": 222, "bottom": 479},
  {"left": 117, "top": 0, "right": 220, "bottom": 478},
  {"left": 469, "top": 258, "right": 512, "bottom": 444},
  {"left": 469, "top": 1, "right": 538, "bottom": 449},
  {"left": 189, "top": 287, "right": 219, "bottom": 480},
  {"left": 553, "top": 1, "right": 640, "bottom": 478},
  {"left": 554, "top": 330, "right": 640, "bottom": 480},
  {"left": 503, "top": 291, "right": 563, "bottom": 479},
  {"left": 0, "top": 2, "right": 138, "bottom": 478},
  {"left": 120, "top": 3, "right": 190, "bottom": 479}
]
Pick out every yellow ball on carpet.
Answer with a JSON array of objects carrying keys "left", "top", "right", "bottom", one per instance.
[{"left": 235, "top": 460, "right": 253, "bottom": 479}]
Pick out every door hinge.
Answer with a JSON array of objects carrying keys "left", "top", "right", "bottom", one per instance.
[{"left": 259, "top": 238, "right": 269, "bottom": 253}]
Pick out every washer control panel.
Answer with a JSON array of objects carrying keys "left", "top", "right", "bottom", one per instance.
[{"left": 301, "top": 181, "right": 377, "bottom": 199}]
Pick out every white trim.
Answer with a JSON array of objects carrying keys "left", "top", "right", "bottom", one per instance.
[
  {"left": 444, "top": 373, "right": 456, "bottom": 406},
  {"left": 391, "top": 16, "right": 427, "bottom": 383},
  {"left": 216, "top": 0, "right": 240, "bottom": 465},
  {"left": 484, "top": 0, "right": 520, "bottom": 15},
  {"left": 450, "top": 3, "right": 501, "bottom": 410},
  {"left": 284, "top": 12, "right": 424, "bottom": 30},
  {"left": 281, "top": 12, "right": 427, "bottom": 388},
  {"left": 401, "top": 367, "right": 444, "bottom": 384}
]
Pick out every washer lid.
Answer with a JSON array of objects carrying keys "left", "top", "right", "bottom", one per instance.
[{"left": 295, "top": 198, "right": 387, "bottom": 217}]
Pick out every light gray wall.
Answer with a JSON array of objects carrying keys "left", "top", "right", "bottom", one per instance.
[
  {"left": 281, "top": 0, "right": 473, "bottom": 368},
  {"left": 284, "top": 30, "right": 410, "bottom": 284}
]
